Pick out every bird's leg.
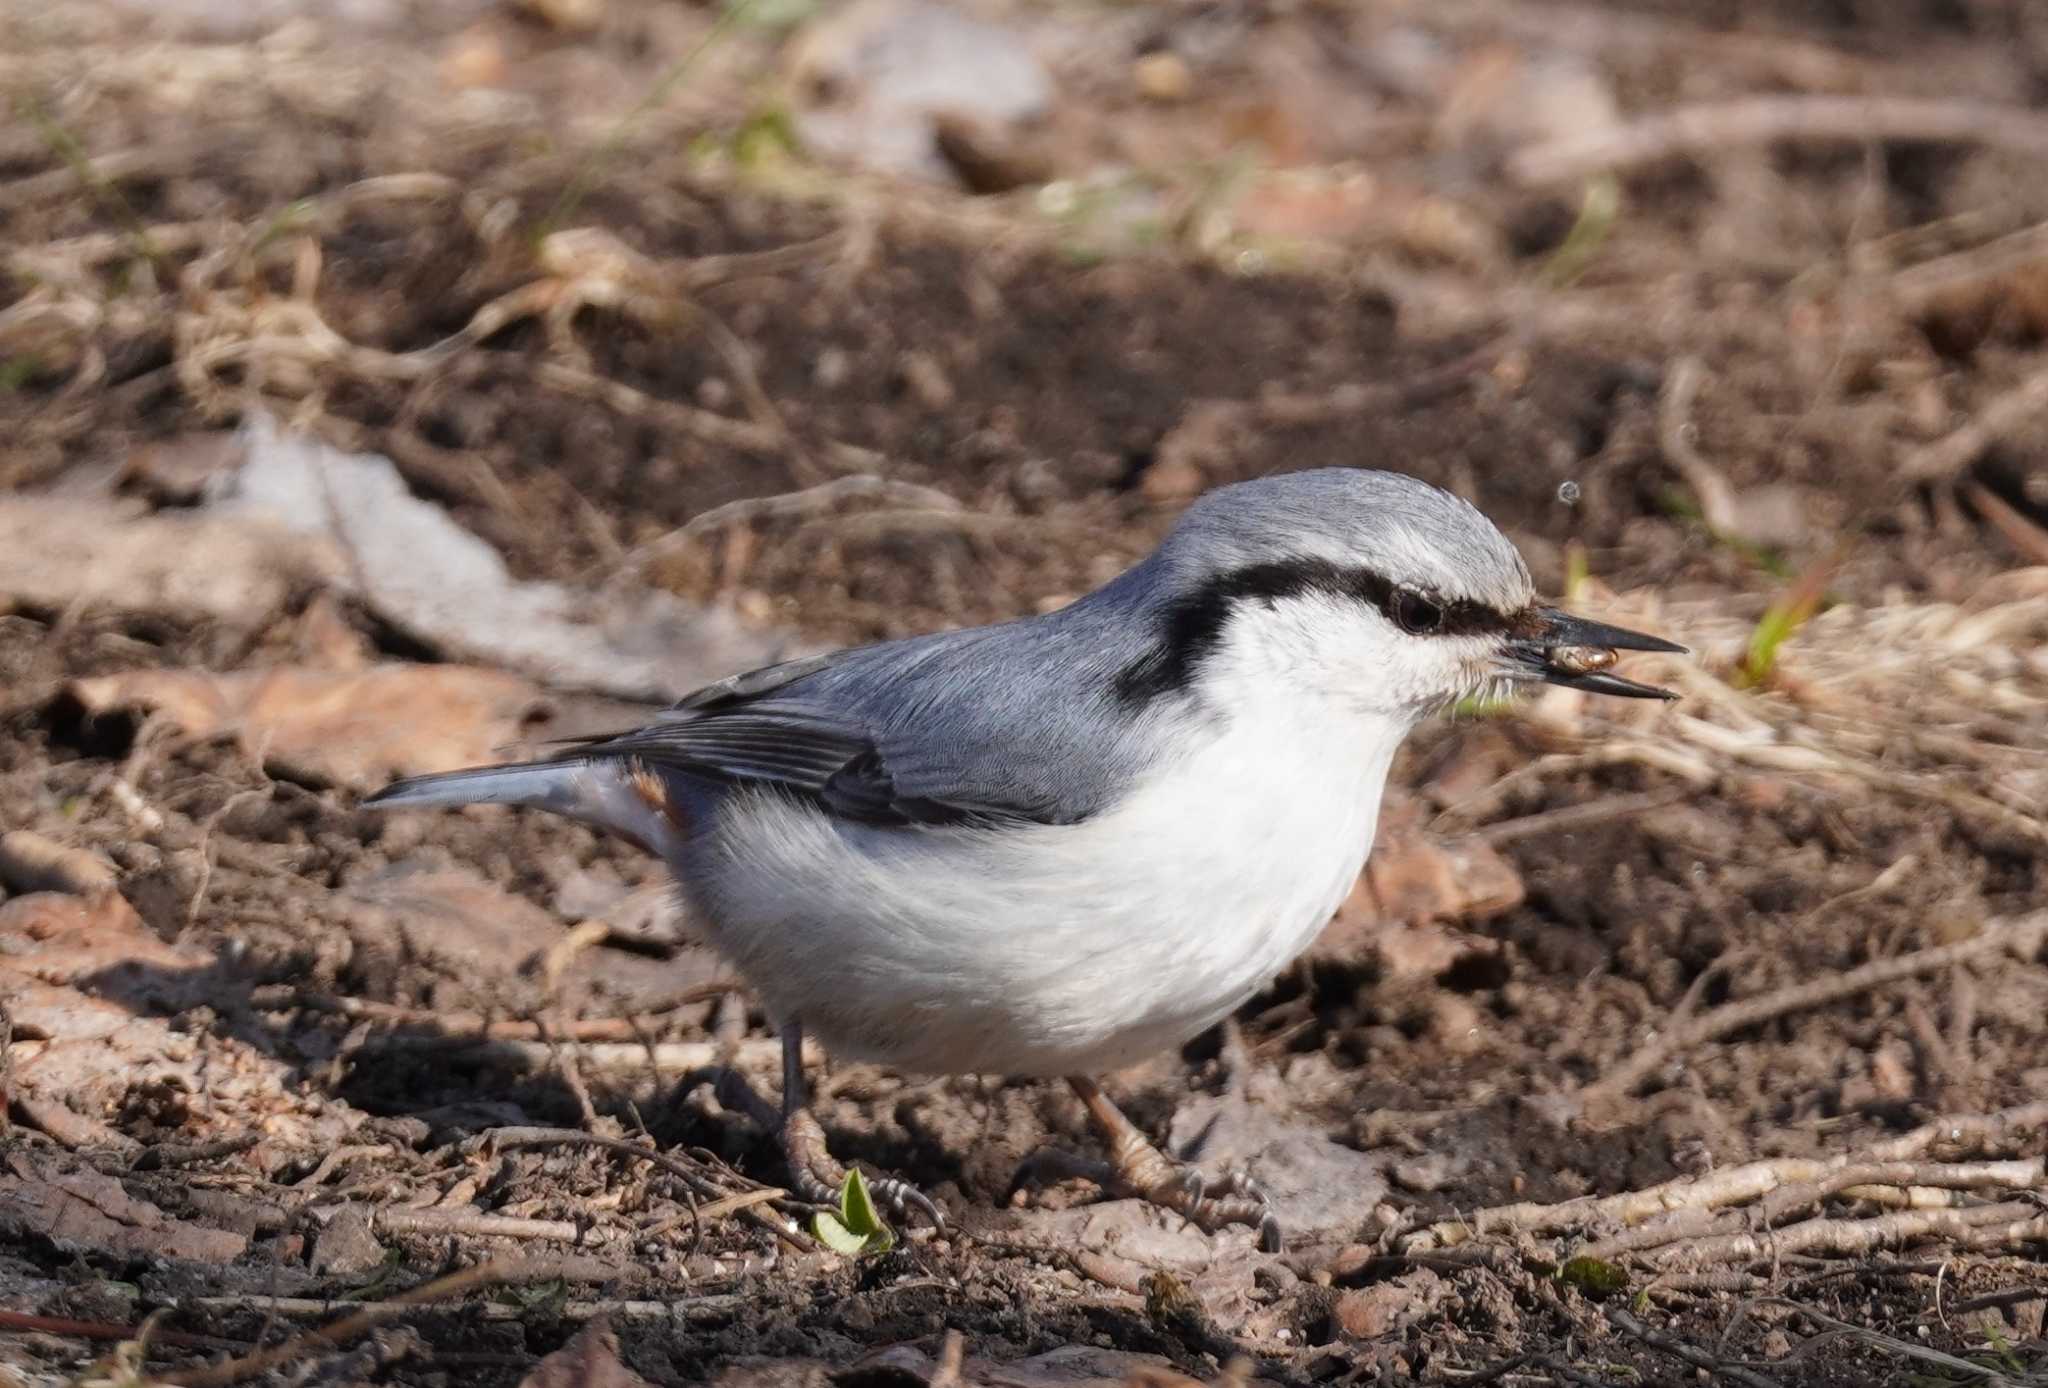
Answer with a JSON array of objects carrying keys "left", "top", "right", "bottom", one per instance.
[
  {"left": 1009, "top": 1076, "right": 1281, "bottom": 1251},
  {"left": 771, "top": 1020, "right": 945, "bottom": 1230}
]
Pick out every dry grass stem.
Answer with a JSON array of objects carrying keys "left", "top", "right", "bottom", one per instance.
[{"left": 1512, "top": 96, "right": 2048, "bottom": 185}]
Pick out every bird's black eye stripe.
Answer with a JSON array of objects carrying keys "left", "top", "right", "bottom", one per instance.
[
  {"left": 1333, "top": 565, "right": 1499, "bottom": 639},
  {"left": 1112, "top": 556, "right": 1511, "bottom": 705}
]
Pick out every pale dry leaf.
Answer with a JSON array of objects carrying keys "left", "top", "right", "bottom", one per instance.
[
  {"left": 67, "top": 664, "right": 545, "bottom": 791},
  {"left": 220, "top": 417, "right": 796, "bottom": 702},
  {"left": 1309, "top": 795, "right": 1524, "bottom": 964},
  {"left": 0, "top": 495, "right": 344, "bottom": 625},
  {"left": 517, "top": 1318, "right": 656, "bottom": 1388}
]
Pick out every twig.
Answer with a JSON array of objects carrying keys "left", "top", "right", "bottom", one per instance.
[
  {"left": 1961, "top": 479, "right": 2048, "bottom": 565},
  {"left": 162, "top": 1258, "right": 522, "bottom": 1387},
  {"left": 1511, "top": 96, "right": 2048, "bottom": 186},
  {"left": 929, "top": 1330, "right": 966, "bottom": 1388},
  {"left": 0, "top": 828, "right": 118, "bottom": 895},
  {"left": 174, "top": 1293, "right": 748, "bottom": 1325},
  {"left": 1605, "top": 1307, "right": 1777, "bottom": 1388},
  {"left": 0, "top": 1309, "right": 240, "bottom": 1352},
  {"left": 362, "top": 1208, "right": 596, "bottom": 1243},
  {"left": 482, "top": 1128, "right": 805, "bottom": 1249},
  {"left": 1657, "top": 356, "right": 1740, "bottom": 536},
  {"left": 652, "top": 1186, "right": 787, "bottom": 1236},
  {"left": 1871, "top": 1100, "right": 2048, "bottom": 1161},
  {"left": 132, "top": 1134, "right": 262, "bottom": 1170},
  {"left": 295, "top": 1145, "right": 389, "bottom": 1189},
  {"left": 1939, "top": 1286, "right": 2048, "bottom": 1318},
  {"left": 1402, "top": 1109, "right": 2048, "bottom": 1255},
  {"left": 1472, "top": 789, "right": 1686, "bottom": 845},
  {"left": 255, "top": 985, "right": 736, "bottom": 1041},
  {"left": 1655, "top": 1201, "right": 2046, "bottom": 1269},
  {"left": 616, "top": 475, "right": 966, "bottom": 575},
  {"left": 1890, "top": 219, "right": 2048, "bottom": 314},
  {"left": 534, "top": 1012, "right": 601, "bottom": 1132},
  {"left": 1754, "top": 1159, "right": 2045, "bottom": 1226},
  {"left": 1584, "top": 914, "right": 2047, "bottom": 1101},
  {"left": 1901, "top": 365, "right": 2048, "bottom": 483},
  {"left": 354, "top": 1036, "right": 785, "bottom": 1071},
  {"left": 1768, "top": 1300, "right": 2030, "bottom": 1387}
]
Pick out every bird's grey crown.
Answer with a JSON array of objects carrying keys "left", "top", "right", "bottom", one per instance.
[
  {"left": 575, "top": 468, "right": 1532, "bottom": 832},
  {"left": 1141, "top": 468, "right": 1533, "bottom": 614}
]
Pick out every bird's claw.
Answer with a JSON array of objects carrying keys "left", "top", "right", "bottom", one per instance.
[
  {"left": 779, "top": 1107, "right": 946, "bottom": 1231},
  {"left": 1128, "top": 1155, "right": 1281, "bottom": 1253},
  {"left": 867, "top": 1173, "right": 947, "bottom": 1231},
  {"left": 1009, "top": 1145, "right": 1282, "bottom": 1251}
]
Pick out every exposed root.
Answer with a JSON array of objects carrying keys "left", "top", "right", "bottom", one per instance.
[{"left": 1399, "top": 1101, "right": 2048, "bottom": 1276}]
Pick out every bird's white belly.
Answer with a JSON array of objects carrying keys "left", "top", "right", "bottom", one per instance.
[{"left": 677, "top": 708, "right": 1401, "bottom": 1078}]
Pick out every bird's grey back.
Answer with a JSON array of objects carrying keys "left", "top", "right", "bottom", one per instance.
[{"left": 641, "top": 468, "right": 1529, "bottom": 827}]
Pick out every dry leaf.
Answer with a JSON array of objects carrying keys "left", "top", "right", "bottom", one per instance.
[
  {"left": 219, "top": 417, "right": 796, "bottom": 702},
  {"left": 0, "top": 495, "right": 343, "bottom": 624},
  {"left": 119, "top": 431, "right": 245, "bottom": 503},
  {"left": 0, "top": 830, "right": 118, "bottom": 897},
  {"left": 67, "top": 664, "right": 545, "bottom": 791},
  {"left": 518, "top": 1318, "right": 656, "bottom": 1388},
  {"left": 1, "top": 893, "right": 358, "bottom": 1151},
  {"left": 0, "top": 1155, "right": 249, "bottom": 1263},
  {"left": 1309, "top": 796, "right": 1524, "bottom": 964}
]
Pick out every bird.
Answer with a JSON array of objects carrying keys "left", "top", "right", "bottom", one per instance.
[{"left": 364, "top": 467, "right": 1685, "bottom": 1250}]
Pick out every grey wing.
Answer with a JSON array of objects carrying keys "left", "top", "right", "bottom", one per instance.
[
  {"left": 593, "top": 698, "right": 1071, "bottom": 827},
  {"left": 585, "top": 623, "right": 1148, "bottom": 828}
]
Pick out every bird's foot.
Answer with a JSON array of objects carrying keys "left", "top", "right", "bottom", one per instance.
[
  {"left": 779, "top": 1106, "right": 946, "bottom": 1231},
  {"left": 1008, "top": 1141, "right": 1282, "bottom": 1252}
]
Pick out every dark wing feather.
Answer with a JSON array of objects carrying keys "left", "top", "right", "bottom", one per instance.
[
  {"left": 600, "top": 707, "right": 866, "bottom": 790},
  {"left": 666, "top": 651, "right": 850, "bottom": 713},
  {"left": 574, "top": 618, "right": 1148, "bottom": 829},
  {"left": 588, "top": 688, "right": 1048, "bottom": 828}
]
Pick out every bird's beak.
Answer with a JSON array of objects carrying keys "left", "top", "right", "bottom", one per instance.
[{"left": 1501, "top": 607, "right": 1688, "bottom": 700}]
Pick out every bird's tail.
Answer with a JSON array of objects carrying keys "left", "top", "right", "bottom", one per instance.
[
  {"left": 364, "top": 760, "right": 588, "bottom": 814},
  {"left": 363, "top": 757, "right": 683, "bottom": 856}
]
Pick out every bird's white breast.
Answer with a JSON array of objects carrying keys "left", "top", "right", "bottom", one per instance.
[{"left": 677, "top": 687, "right": 1406, "bottom": 1079}]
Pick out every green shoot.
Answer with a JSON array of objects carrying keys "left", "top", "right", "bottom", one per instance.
[
  {"left": 1538, "top": 174, "right": 1619, "bottom": 288},
  {"left": 1657, "top": 487, "right": 1793, "bottom": 578},
  {"left": 729, "top": 105, "right": 801, "bottom": 169},
  {"left": 17, "top": 94, "right": 165, "bottom": 273},
  {"left": 1737, "top": 549, "right": 1839, "bottom": 689},
  {"left": 726, "top": 0, "right": 819, "bottom": 29},
  {"left": 1562, "top": 538, "right": 1590, "bottom": 605},
  {"left": 811, "top": 1168, "right": 895, "bottom": 1256},
  {"left": 0, "top": 355, "right": 44, "bottom": 392}
]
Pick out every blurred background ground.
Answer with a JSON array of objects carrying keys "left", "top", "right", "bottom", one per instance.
[{"left": 3, "top": 0, "right": 2048, "bottom": 1384}]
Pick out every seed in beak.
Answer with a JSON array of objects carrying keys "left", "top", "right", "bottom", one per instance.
[{"left": 1548, "top": 645, "right": 1617, "bottom": 675}]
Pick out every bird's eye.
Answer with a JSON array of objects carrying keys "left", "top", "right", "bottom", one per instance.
[{"left": 1393, "top": 588, "right": 1443, "bottom": 634}]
